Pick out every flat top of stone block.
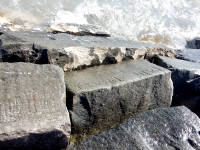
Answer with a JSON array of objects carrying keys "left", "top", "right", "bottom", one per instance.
[
  {"left": 175, "top": 49, "right": 200, "bottom": 63},
  {"left": 158, "top": 56, "right": 200, "bottom": 71},
  {"left": 0, "top": 31, "right": 169, "bottom": 49},
  {"left": 0, "top": 63, "right": 70, "bottom": 133},
  {"left": 65, "top": 60, "right": 171, "bottom": 93}
]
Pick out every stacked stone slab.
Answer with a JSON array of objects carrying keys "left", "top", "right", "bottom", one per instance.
[
  {"left": 0, "top": 63, "right": 71, "bottom": 150},
  {"left": 45, "top": 23, "right": 111, "bottom": 37},
  {"left": 64, "top": 59, "right": 173, "bottom": 142},
  {"left": 175, "top": 49, "right": 200, "bottom": 63},
  {"left": 154, "top": 56, "right": 200, "bottom": 116},
  {"left": 0, "top": 31, "right": 175, "bottom": 71},
  {"left": 68, "top": 106, "right": 200, "bottom": 150}
]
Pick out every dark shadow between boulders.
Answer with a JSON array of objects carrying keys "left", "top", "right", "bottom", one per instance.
[{"left": 0, "top": 130, "right": 69, "bottom": 150}]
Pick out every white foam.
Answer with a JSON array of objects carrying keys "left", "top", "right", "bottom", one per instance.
[{"left": 1, "top": 0, "right": 200, "bottom": 48}]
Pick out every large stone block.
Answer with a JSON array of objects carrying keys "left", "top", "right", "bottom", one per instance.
[
  {"left": 175, "top": 49, "right": 200, "bottom": 63},
  {"left": 0, "top": 31, "right": 175, "bottom": 71},
  {"left": 65, "top": 60, "right": 173, "bottom": 142},
  {"left": 154, "top": 56, "right": 200, "bottom": 116},
  {"left": 0, "top": 63, "right": 71, "bottom": 150},
  {"left": 68, "top": 106, "right": 200, "bottom": 150}
]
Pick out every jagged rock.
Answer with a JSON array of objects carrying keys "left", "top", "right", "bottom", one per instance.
[
  {"left": 0, "top": 31, "right": 176, "bottom": 71},
  {"left": 65, "top": 60, "right": 173, "bottom": 142},
  {"left": 58, "top": 46, "right": 147, "bottom": 71},
  {"left": 187, "top": 37, "right": 200, "bottom": 49},
  {"left": 67, "top": 106, "right": 200, "bottom": 150},
  {"left": 45, "top": 23, "right": 111, "bottom": 37},
  {"left": 145, "top": 47, "right": 176, "bottom": 60},
  {"left": 153, "top": 56, "right": 200, "bottom": 116},
  {"left": 0, "top": 63, "right": 71, "bottom": 150},
  {"left": 175, "top": 49, "right": 200, "bottom": 63}
]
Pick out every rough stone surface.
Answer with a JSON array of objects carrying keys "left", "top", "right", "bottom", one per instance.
[
  {"left": 65, "top": 60, "right": 173, "bottom": 142},
  {"left": 0, "top": 31, "right": 176, "bottom": 71},
  {"left": 175, "top": 49, "right": 200, "bottom": 63},
  {"left": 67, "top": 106, "right": 200, "bottom": 150},
  {"left": 45, "top": 23, "right": 110, "bottom": 37},
  {"left": 154, "top": 56, "right": 200, "bottom": 116},
  {"left": 0, "top": 63, "right": 71, "bottom": 150},
  {"left": 60, "top": 46, "right": 147, "bottom": 71}
]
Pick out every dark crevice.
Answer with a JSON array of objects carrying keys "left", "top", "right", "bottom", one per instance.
[
  {"left": 188, "top": 138, "right": 200, "bottom": 149},
  {"left": 66, "top": 90, "right": 74, "bottom": 110},
  {"left": 0, "top": 130, "right": 69, "bottom": 150},
  {"left": 80, "top": 95, "right": 92, "bottom": 116},
  {"left": 102, "top": 56, "right": 117, "bottom": 64}
]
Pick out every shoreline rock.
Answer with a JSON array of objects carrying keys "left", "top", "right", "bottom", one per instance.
[
  {"left": 68, "top": 106, "right": 200, "bottom": 150},
  {"left": 0, "top": 30, "right": 176, "bottom": 71},
  {"left": 65, "top": 60, "right": 173, "bottom": 142},
  {"left": 0, "top": 27, "right": 199, "bottom": 149},
  {"left": 0, "top": 63, "right": 71, "bottom": 150},
  {"left": 153, "top": 56, "right": 200, "bottom": 116}
]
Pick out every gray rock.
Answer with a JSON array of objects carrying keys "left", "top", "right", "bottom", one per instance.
[
  {"left": 175, "top": 49, "right": 200, "bottom": 63},
  {"left": 65, "top": 60, "right": 173, "bottom": 142},
  {"left": 153, "top": 56, "right": 200, "bottom": 116},
  {"left": 0, "top": 31, "right": 176, "bottom": 71},
  {"left": 45, "top": 23, "right": 111, "bottom": 37},
  {"left": 187, "top": 37, "right": 200, "bottom": 49},
  {"left": 67, "top": 106, "right": 200, "bottom": 150},
  {"left": 0, "top": 63, "right": 71, "bottom": 150}
]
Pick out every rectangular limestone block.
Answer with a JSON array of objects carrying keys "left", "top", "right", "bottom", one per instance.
[
  {"left": 65, "top": 60, "right": 173, "bottom": 141},
  {"left": 0, "top": 63, "right": 71, "bottom": 150},
  {"left": 154, "top": 56, "right": 200, "bottom": 116}
]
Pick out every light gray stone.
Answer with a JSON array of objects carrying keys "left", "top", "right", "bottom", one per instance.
[
  {"left": 175, "top": 49, "right": 200, "bottom": 63},
  {"left": 0, "top": 31, "right": 176, "bottom": 71},
  {"left": 154, "top": 56, "right": 200, "bottom": 116},
  {"left": 45, "top": 23, "right": 111, "bottom": 37},
  {"left": 65, "top": 60, "right": 173, "bottom": 142},
  {"left": 0, "top": 63, "right": 71, "bottom": 150},
  {"left": 68, "top": 106, "right": 200, "bottom": 150}
]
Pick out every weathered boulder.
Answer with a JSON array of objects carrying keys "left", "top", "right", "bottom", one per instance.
[
  {"left": 153, "top": 56, "right": 200, "bottom": 116},
  {"left": 65, "top": 60, "right": 173, "bottom": 142},
  {"left": 0, "top": 63, "right": 71, "bottom": 150},
  {"left": 175, "top": 49, "right": 200, "bottom": 63},
  {"left": 67, "top": 106, "right": 200, "bottom": 150},
  {"left": 45, "top": 23, "right": 110, "bottom": 37},
  {"left": 187, "top": 37, "right": 200, "bottom": 49},
  {"left": 0, "top": 31, "right": 176, "bottom": 71}
]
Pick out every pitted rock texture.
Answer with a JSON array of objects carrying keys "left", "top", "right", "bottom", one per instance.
[
  {"left": 175, "top": 49, "right": 200, "bottom": 63},
  {"left": 0, "top": 63, "right": 71, "bottom": 150},
  {"left": 45, "top": 23, "right": 111, "bottom": 37},
  {"left": 0, "top": 31, "right": 175, "bottom": 71},
  {"left": 67, "top": 106, "right": 200, "bottom": 150},
  {"left": 154, "top": 56, "right": 200, "bottom": 116},
  {"left": 65, "top": 60, "right": 173, "bottom": 142}
]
